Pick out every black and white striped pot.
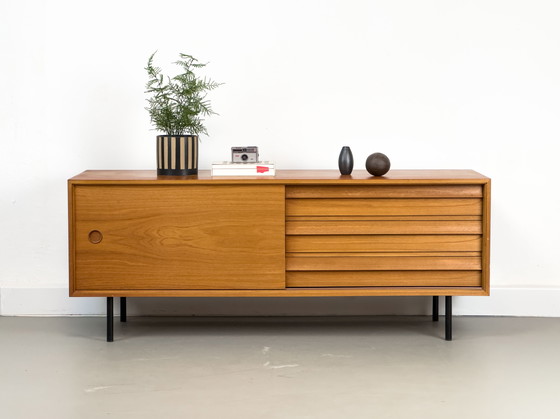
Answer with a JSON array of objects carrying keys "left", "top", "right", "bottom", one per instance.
[{"left": 156, "top": 135, "right": 198, "bottom": 176}]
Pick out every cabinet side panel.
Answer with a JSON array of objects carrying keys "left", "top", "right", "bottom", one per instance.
[
  {"left": 482, "top": 180, "right": 491, "bottom": 294},
  {"left": 68, "top": 182, "right": 76, "bottom": 296}
]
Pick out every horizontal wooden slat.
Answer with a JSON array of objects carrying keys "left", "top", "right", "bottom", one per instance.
[
  {"left": 287, "top": 215, "right": 482, "bottom": 221},
  {"left": 286, "top": 198, "right": 482, "bottom": 217},
  {"left": 71, "top": 287, "right": 488, "bottom": 297},
  {"left": 287, "top": 271, "right": 482, "bottom": 287},
  {"left": 286, "top": 256, "right": 482, "bottom": 271},
  {"left": 288, "top": 252, "right": 481, "bottom": 257},
  {"left": 286, "top": 185, "right": 482, "bottom": 199},
  {"left": 287, "top": 235, "right": 482, "bottom": 253},
  {"left": 286, "top": 220, "right": 482, "bottom": 235}
]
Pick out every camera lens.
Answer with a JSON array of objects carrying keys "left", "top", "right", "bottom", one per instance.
[{"left": 241, "top": 154, "right": 249, "bottom": 161}]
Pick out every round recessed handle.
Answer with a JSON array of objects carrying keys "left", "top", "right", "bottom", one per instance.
[{"left": 88, "top": 230, "right": 103, "bottom": 244}]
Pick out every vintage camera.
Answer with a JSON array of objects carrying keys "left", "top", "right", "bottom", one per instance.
[{"left": 232, "top": 146, "right": 259, "bottom": 163}]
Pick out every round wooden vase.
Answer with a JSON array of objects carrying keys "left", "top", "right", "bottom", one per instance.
[
  {"left": 365, "top": 152, "right": 390, "bottom": 176},
  {"left": 157, "top": 135, "right": 198, "bottom": 176}
]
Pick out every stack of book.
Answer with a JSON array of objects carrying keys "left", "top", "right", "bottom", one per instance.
[{"left": 211, "top": 161, "right": 276, "bottom": 176}]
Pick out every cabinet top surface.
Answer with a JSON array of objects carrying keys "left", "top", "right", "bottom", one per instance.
[{"left": 69, "top": 169, "right": 489, "bottom": 184}]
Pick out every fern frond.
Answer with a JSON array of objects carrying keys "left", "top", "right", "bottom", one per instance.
[{"left": 145, "top": 51, "right": 222, "bottom": 136}]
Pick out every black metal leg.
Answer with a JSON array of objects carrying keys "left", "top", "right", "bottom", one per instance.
[
  {"left": 120, "top": 297, "right": 127, "bottom": 323},
  {"left": 432, "top": 296, "right": 439, "bottom": 321},
  {"left": 445, "top": 296, "right": 452, "bottom": 341},
  {"left": 107, "top": 297, "right": 114, "bottom": 342}
]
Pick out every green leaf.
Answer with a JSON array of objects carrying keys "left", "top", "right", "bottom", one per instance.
[{"left": 145, "top": 51, "right": 221, "bottom": 136}]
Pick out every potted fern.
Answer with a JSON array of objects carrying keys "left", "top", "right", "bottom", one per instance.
[{"left": 145, "top": 52, "right": 221, "bottom": 175}]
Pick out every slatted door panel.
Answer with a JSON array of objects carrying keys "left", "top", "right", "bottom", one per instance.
[{"left": 285, "top": 185, "right": 484, "bottom": 288}]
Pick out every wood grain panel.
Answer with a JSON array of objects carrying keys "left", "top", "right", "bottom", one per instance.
[
  {"left": 286, "top": 255, "right": 481, "bottom": 271},
  {"left": 70, "top": 169, "right": 490, "bottom": 183},
  {"left": 286, "top": 185, "right": 482, "bottom": 198},
  {"left": 286, "top": 235, "right": 482, "bottom": 253},
  {"left": 287, "top": 271, "right": 482, "bottom": 287},
  {"left": 286, "top": 198, "right": 482, "bottom": 217},
  {"left": 286, "top": 220, "right": 482, "bottom": 235},
  {"left": 73, "top": 185, "right": 285, "bottom": 290}
]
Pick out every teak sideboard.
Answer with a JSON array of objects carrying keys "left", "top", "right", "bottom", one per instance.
[{"left": 68, "top": 170, "right": 491, "bottom": 341}]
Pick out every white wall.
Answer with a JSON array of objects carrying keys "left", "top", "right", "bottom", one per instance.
[{"left": 1, "top": 0, "right": 559, "bottom": 316}]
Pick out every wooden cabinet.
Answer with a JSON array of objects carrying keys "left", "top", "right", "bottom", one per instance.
[
  {"left": 69, "top": 169, "right": 490, "bottom": 296},
  {"left": 69, "top": 170, "right": 490, "bottom": 340}
]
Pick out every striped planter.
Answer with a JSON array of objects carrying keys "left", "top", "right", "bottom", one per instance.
[{"left": 157, "top": 135, "right": 198, "bottom": 176}]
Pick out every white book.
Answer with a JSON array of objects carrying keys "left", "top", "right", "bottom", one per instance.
[{"left": 211, "top": 161, "right": 276, "bottom": 176}]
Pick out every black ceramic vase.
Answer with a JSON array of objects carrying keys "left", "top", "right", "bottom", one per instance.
[
  {"left": 365, "top": 152, "right": 391, "bottom": 176},
  {"left": 338, "top": 146, "right": 354, "bottom": 175}
]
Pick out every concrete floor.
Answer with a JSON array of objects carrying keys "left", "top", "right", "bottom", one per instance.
[{"left": 1, "top": 316, "right": 559, "bottom": 418}]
